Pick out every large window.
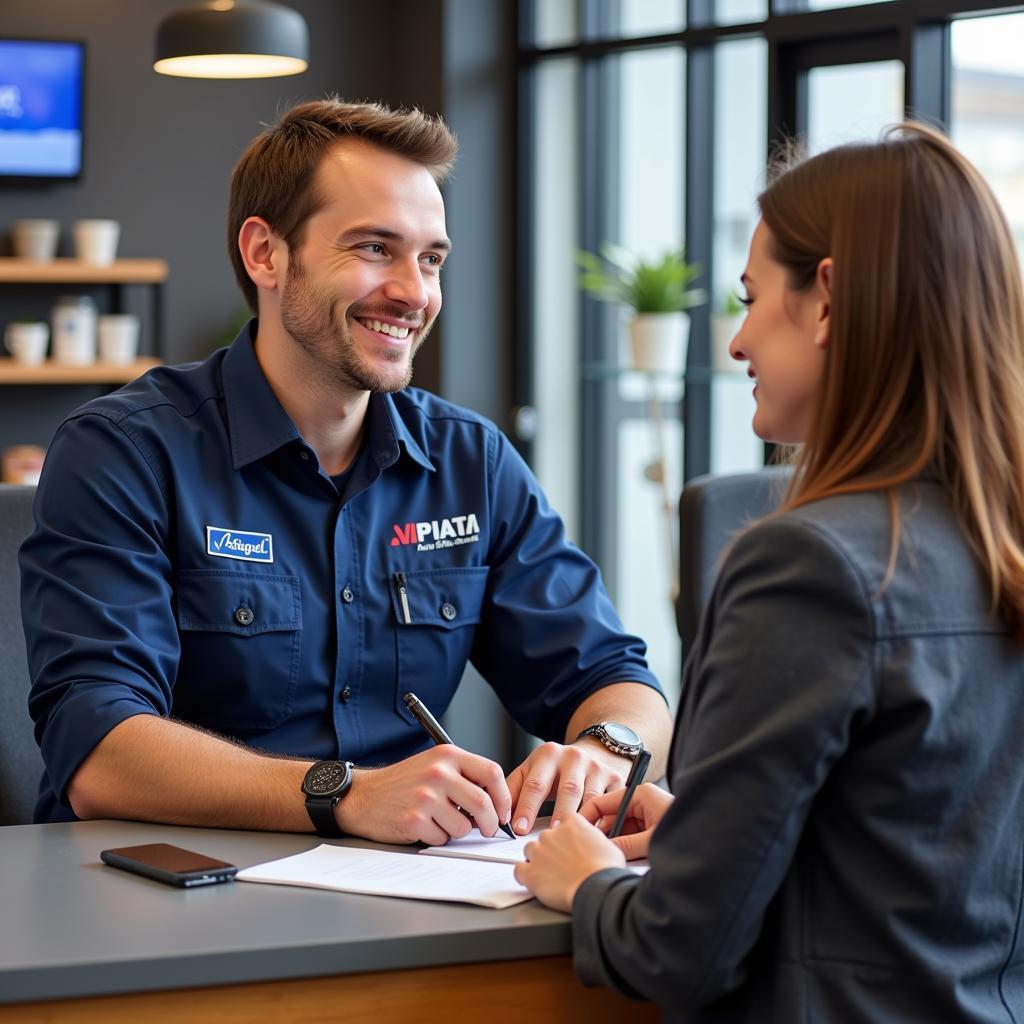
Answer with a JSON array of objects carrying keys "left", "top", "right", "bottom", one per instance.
[
  {"left": 518, "top": 0, "right": 1023, "bottom": 702},
  {"left": 951, "top": 12, "right": 1024, "bottom": 267}
]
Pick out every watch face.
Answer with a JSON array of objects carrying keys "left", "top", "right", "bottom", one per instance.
[
  {"left": 305, "top": 761, "right": 348, "bottom": 795},
  {"left": 604, "top": 722, "right": 641, "bottom": 748}
]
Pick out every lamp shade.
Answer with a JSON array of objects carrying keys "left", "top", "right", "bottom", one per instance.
[{"left": 154, "top": 0, "right": 309, "bottom": 79}]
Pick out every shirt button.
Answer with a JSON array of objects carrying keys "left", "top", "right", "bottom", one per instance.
[
  {"left": 340, "top": 686, "right": 352, "bottom": 703},
  {"left": 234, "top": 605, "right": 255, "bottom": 626},
  {"left": 341, "top": 586, "right": 354, "bottom": 604},
  {"left": 440, "top": 602, "right": 457, "bottom": 621},
  {"left": 299, "top": 450, "right": 310, "bottom": 461}
]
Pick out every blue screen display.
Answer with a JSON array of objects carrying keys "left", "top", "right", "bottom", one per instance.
[{"left": 0, "top": 40, "right": 84, "bottom": 179}]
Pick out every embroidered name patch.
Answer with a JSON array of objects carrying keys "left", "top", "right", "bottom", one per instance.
[{"left": 206, "top": 526, "right": 274, "bottom": 563}]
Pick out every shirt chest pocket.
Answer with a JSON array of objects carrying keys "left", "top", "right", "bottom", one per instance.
[
  {"left": 173, "top": 570, "right": 302, "bottom": 732},
  {"left": 388, "top": 566, "right": 489, "bottom": 727}
]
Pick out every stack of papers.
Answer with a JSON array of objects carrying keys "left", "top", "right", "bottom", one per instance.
[
  {"left": 420, "top": 826, "right": 650, "bottom": 872},
  {"left": 237, "top": 844, "right": 532, "bottom": 909},
  {"left": 238, "top": 823, "right": 648, "bottom": 910},
  {"left": 420, "top": 828, "right": 535, "bottom": 864}
]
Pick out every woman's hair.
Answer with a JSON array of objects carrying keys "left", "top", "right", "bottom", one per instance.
[
  {"left": 228, "top": 97, "right": 457, "bottom": 312},
  {"left": 759, "top": 122, "right": 1024, "bottom": 635}
]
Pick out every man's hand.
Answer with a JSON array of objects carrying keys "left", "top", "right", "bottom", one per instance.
[
  {"left": 336, "top": 746, "right": 512, "bottom": 846},
  {"left": 514, "top": 815, "right": 626, "bottom": 913},
  {"left": 580, "top": 782, "right": 674, "bottom": 861},
  {"left": 506, "top": 739, "right": 631, "bottom": 835}
]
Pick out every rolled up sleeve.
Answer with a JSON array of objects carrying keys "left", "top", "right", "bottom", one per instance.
[{"left": 20, "top": 412, "right": 180, "bottom": 809}]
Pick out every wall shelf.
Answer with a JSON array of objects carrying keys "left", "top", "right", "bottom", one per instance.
[
  {"left": 0, "top": 358, "right": 162, "bottom": 385},
  {"left": 0, "top": 258, "right": 168, "bottom": 284}
]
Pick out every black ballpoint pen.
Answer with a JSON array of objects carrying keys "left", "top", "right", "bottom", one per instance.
[
  {"left": 403, "top": 691, "right": 517, "bottom": 839},
  {"left": 608, "top": 749, "right": 652, "bottom": 840}
]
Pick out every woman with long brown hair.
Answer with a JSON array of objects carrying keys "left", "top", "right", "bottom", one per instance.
[{"left": 516, "top": 123, "right": 1024, "bottom": 1022}]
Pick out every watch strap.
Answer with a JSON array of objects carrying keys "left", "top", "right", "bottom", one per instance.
[
  {"left": 305, "top": 794, "right": 346, "bottom": 838},
  {"left": 302, "top": 759, "right": 353, "bottom": 838},
  {"left": 574, "top": 722, "right": 643, "bottom": 757}
]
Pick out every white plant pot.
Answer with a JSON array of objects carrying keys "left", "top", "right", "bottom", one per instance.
[
  {"left": 628, "top": 312, "right": 689, "bottom": 374},
  {"left": 711, "top": 313, "right": 746, "bottom": 373}
]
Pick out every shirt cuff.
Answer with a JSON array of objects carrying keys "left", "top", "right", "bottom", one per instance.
[
  {"left": 571, "top": 866, "right": 644, "bottom": 995},
  {"left": 40, "top": 685, "right": 160, "bottom": 805}
]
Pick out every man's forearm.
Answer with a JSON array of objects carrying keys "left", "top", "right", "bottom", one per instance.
[
  {"left": 67, "top": 714, "right": 314, "bottom": 831},
  {"left": 565, "top": 682, "right": 673, "bottom": 782}
]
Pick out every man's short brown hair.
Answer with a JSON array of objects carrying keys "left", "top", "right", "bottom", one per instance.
[{"left": 228, "top": 97, "right": 458, "bottom": 312}]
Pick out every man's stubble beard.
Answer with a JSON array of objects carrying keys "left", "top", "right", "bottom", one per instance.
[{"left": 280, "top": 257, "right": 432, "bottom": 394}]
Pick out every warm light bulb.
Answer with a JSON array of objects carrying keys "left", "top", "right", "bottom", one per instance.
[{"left": 153, "top": 53, "right": 307, "bottom": 78}]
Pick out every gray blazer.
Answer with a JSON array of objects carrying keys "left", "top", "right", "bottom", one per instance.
[{"left": 573, "top": 481, "right": 1024, "bottom": 1022}]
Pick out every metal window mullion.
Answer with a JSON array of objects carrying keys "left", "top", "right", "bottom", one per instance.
[
  {"left": 683, "top": 42, "right": 715, "bottom": 482},
  {"left": 578, "top": 51, "right": 624, "bottom": 584},
  {"left": 513, "top": 54, "right": 537, "bottom": 464},
  {"left": 905, "top": 20, "right": 950, "bottom": 126}
]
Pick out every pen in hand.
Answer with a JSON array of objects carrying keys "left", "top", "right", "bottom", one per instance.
[
  {"left": 403, "top": 691, "right": 516, "bottom": 839},
  {"left": 607, "top": 749, "right": 652, "bottom": 840}
]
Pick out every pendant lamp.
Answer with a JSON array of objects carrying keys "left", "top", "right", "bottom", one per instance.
[{"left": 154, "top": 0, "right": 309, "bottom": 79}]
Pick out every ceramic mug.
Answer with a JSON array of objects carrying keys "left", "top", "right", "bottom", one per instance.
[
  {"left": 12, "top": 219, "right": 59, "bottom": 263},
  {"left": 73, "top": 219, "right": 120, "bottom": 266},
  {"left": 98, "top": 314, "right": 140, "bottom": 364},
  {"left": 3, "top": 321, "right": 49, "bottom": 365}
]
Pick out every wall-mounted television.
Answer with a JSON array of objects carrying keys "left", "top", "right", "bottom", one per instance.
[{"left": 0, "top": 39, "right": 84, "bottom": 181}]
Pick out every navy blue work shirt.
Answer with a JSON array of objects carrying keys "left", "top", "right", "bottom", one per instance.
[{"left": 21, "top": 324, "right": 662, "bottom": 823}]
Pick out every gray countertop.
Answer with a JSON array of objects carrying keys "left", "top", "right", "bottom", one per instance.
[{"left": 0, "top": 820, "right": 571, "bottom": 1005}]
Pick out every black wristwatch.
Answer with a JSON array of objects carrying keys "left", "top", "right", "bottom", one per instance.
[
  {"left": 574, "top": 722, "right": 643, "bottom": 758},
  {"left": 301, "top": 759, "right": 354, "bottom": 837}
]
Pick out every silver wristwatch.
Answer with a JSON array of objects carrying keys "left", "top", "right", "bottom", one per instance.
[{"left": 574, "top": 721, "right": 643, "bottom": 757}]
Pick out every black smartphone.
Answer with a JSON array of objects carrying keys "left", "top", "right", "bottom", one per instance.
[{"left": 100, "top": 843, "right": 237, "bottom": 888}]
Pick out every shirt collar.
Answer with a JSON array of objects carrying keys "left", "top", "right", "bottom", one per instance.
[
  {"left": 375, "top": 393, "right": 436, "bottom": 472},
  {"left": 222, "top": 320, "right": 435, "bottom": 473},
  {"left": 222, "top": 321, "right": 302, "bottom": 470}
]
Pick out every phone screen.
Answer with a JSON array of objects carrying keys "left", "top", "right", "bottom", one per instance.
[{"left": 101, "top": 843, "right": 237, "bottom": 886}]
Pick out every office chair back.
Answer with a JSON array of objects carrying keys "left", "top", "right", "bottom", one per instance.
[
  {"left": 0, "top": 484, "right": 43, "bottom": 825},
  {"left": 677, "top": 467, "right": 791, "bottom": 655}
]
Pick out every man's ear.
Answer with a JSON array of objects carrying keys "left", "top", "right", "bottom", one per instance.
[
  {"left": 814, "top": 256, "right": 833, "bottom": 350},
  {"left": 238, "top": 216, "right": 287, "bottom": 294}
]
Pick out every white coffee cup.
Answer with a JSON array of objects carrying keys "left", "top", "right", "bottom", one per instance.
[
  {"left": 73, "top": 219, "right": 120, "bottom": 266},
  {"left": 3, "top": 321, "right": 49, "bottom": 365},
  {"left": 12, "top": 219, "right": 59, "bottom": 263},
  {"left": 98, "top": 314, "right": 140, "bottom": 364}
]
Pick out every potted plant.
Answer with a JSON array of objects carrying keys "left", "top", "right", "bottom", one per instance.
[
  {"left": 711, "top": 291, "right": 747, "bottom": 373},
  {"left": 577, "top": 243, "right": 706, "bottom": 373}
]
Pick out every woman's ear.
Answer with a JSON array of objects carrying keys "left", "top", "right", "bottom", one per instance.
[
  {"left": 814, "top": 256, "right": 833, "bottom": 349},
  {"left": 237, "top": 216, "right": 287, "bottom": 295}
]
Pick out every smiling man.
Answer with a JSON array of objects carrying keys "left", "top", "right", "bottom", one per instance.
[{"left": 21, "top": 99, "right": 670, "bottom": 842}]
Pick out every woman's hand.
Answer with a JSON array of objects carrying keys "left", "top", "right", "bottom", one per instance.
[
  {"left": 514, "top": 815, "right": 625, "bottom": 912},
  {"left": 579, "top": 782, "right": 674, "bottom": 861}
]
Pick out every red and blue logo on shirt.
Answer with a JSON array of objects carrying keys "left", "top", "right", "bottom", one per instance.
[{"left": 390, "top": 513, "right": 480, "bottom": 552}]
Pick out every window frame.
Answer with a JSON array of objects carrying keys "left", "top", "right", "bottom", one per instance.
[{"left": 516, "top": 0, "right": 1021, "bottom": 584}]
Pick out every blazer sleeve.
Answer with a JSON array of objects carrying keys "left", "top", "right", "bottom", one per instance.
[{"left": 571, "top": 515, "right": 877, "bottom": 1011}]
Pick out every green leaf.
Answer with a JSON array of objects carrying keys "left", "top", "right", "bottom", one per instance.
[{"left": 576, "top": 243, "right": 707, "bottom": 313}]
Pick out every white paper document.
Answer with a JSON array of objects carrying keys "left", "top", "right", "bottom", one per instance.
[
  {"left": 236, "top": 843, "right": 533, "bottom": 909},
  {"left": 420, "top": 826, "right": 651, "bottom": 873},
  {"left": 420, "top": 827, "right": 535, "bottom": 864}
]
